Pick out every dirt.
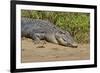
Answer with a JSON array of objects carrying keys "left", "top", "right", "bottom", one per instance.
[{"left": 21, "top": 38, "right": 90, "bottom": 63}]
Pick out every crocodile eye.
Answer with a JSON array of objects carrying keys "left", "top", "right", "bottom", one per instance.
[{"left": 59, "top": 31, "right": 63, "bottom": 34}]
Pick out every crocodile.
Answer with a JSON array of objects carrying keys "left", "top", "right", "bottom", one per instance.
[{"left": 21, "top": 17, "right": 78, "bottom": 48}]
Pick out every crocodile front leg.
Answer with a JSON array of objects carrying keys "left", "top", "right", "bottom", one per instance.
[{"left": 45, "top": 33, "right": 58, "bottom": 44}]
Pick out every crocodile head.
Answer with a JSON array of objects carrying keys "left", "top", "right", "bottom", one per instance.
[{"left": 58, "top": 31, "right": 78, "bottom": 48}]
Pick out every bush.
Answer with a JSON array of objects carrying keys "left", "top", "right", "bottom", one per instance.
[{"left": 21, "top": 10, "right": 90, "bottom": 43}]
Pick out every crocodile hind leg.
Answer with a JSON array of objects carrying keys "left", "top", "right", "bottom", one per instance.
[{"left": 31, "top": 34, "right": 41, "bottom": 44}]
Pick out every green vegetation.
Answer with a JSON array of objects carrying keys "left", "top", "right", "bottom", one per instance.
[{"left": 21, "top": 10, "right": 90, "bottom": 43}]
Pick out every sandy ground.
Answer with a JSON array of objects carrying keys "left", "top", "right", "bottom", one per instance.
[{"left": 21, "top": 38, "right": 90, "bottom": 63}]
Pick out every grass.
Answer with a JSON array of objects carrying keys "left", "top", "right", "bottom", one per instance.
[{"left": 21, "top": 10, "right": 90, "bottom": 43}]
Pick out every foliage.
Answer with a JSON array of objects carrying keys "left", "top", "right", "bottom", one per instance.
[{"left": 21, "top": 10, "right": 90, "bottom": 43}]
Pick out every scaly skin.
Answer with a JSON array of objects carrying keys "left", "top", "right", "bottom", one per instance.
[{"left": 21, "top": 17, "right": 78, "bottom": 48}]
